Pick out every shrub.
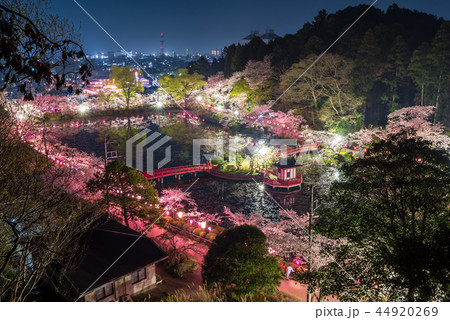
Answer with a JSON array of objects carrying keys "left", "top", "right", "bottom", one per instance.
[
  {"left": 174, "top": 259, "right": 198, "bottom": 278},
  {"left": 193, "top": 227, "right": 203, "bottom": 236},
  {"left": 210, "top": 228, "right": 220, "bottom": 234},
  {"left": 206, "top": 233, "right": 217, "bottom": 241},
  {"left": 183, "top": 223, "right": 191, "bottom": 230},
  {"left": 172, "top": 220, "right": 183, "bottom": 227},
  {"left": 225, "top": 165, "right": 236, "bottom": 171},
  {"left": 163, "top": 216, "right": 173, "bottom": 222}
]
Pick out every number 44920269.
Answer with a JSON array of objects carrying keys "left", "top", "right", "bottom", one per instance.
[{"left": 375, "top": 307, "right": 438, "bottom": 317}]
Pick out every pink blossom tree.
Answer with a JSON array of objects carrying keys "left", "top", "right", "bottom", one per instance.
[
  {"left": 386, "top": 106, "right": 450, "bottom": 150},
  {"left": 159, "top": 187, "right": 198, "bottom": 213},
  {"left": 243, "top": 56, "right": 274, "bottom": 90},
  {"left": 350, "top": 106, "right": 450, "bottom": 151}
]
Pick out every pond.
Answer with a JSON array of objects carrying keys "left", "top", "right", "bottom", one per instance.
[{"left": 156, "top": 175, "right": 314, "bottom": 222}]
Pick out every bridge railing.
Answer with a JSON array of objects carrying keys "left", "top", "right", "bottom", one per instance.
[
  {"left": 284, "top": 143, "right": 320, "bottom": 155},
  {"left": 143, "top": 164, "right": 216, "bottom": 179},
  {"left": 263, "top": 173, "right": 303, "bottom": 187}
]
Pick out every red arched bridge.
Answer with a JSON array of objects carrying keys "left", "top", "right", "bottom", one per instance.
[
  {"left": 141, "top": 144, "right": 319, "bottom": 180},
  {"left": 142, "top": 164, "right": 217, "bottom": 180},
  {"left": 281, "top": 143, "right": 320, "bottom": 156}
]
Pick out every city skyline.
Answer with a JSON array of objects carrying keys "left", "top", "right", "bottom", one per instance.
[{"left": 51, "top": 0, "right": 450, "bottom": 55}]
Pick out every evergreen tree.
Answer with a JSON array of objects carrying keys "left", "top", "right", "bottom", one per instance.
[
  {"left": 223, "top": 44, "right": 236, "bottom": 77},
  {"left": 351, "top": 29, "right": 381, "bottom": 96},
  {"left": 187, "top": 56, "right": 211, "bottom": 78},
  {"left": 430, "top": 21, "right": 450, "bottom": 122},
  {"left": 315, "top": 132, "right": 450, "bottom": 301},
  {"left": 202, "top": 225, "right": 282, "bottom": 297},
  {"left": 408, "top": 42, "right": 435, "bottom": 106},
  {"left": 381, "top": 35, "right": 410, "bottom": 111},
  {"left": 231, "top": 44, "right": 246, "bottom": 72}
]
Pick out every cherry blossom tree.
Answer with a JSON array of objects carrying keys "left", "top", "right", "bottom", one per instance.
[
  {"left": 243, "top": 56, "right": 274, "bottom": 90},
  {"left": 159, "top": 188, "right": 198, "bottom": 213},
  {"left": 202, "top": 71, "right": 245, "bottom": 108},
  {"left": 387, "top": 106, "right": 450, "bottom": 150},
  {"left": 350, "top": 106, "right": 450, "bottom": 151}
]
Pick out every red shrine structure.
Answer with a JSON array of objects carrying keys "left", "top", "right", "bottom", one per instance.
[{"left": 263, "top": 161, "right": 302, "bottom": 192}]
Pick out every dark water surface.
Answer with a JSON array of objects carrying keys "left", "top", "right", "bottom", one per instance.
[{"left": 156, "top": 175, "right": 312, "bottom": 222}]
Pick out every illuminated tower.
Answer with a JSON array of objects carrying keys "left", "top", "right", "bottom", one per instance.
[{"left": 160, "top": 33, "right": 164, "bottom": 56}]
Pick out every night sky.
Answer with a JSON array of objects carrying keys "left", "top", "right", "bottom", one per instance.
[{"left": 50, "top": 0, "right": 450, "bottom": 55}]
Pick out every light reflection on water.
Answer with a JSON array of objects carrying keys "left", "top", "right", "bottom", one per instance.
[{"left": 157, "top": 175, "right": 312, "bottom": 222}]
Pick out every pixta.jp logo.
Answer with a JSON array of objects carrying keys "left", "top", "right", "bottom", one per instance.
[{"left": 126, "top": 129, "right": 171, "bottom": 174}]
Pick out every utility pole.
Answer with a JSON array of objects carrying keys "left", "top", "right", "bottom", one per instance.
[
  {"left": 104, "top": 135, "right": 118, "bottom": 215},
  {"left": 307, "top": 184, "right": 314, "bottom": 302},
  {"left": 104, "top": 134, "right": 110, "bottom": 215}
]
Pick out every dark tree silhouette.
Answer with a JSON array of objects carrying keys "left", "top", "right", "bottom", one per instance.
[{"left": 0, "top": 3, "right": 92, "bottom": 99}]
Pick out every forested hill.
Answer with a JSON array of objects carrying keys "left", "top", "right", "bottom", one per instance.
[
  {"left": 189, "top": 4, "right": 450, "bottom": 129},
  {"left": 223, "top": 4, "right": 442, "bottom": 75}
]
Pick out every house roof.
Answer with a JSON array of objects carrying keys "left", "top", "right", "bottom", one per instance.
[{"left": 67, "top": 219, "right": 167, "bottom": 297}]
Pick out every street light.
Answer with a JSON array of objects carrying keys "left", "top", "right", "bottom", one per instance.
[
  {"left": 78, "top": 104, "right": 89, "bottom": 114},
  {"left": 258, "top": 146, "right": 268, "bottom": 156}
]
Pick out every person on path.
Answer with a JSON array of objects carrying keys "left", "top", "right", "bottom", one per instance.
[{"left": 286, "top": 265, "right": 294, "bottom": 280}]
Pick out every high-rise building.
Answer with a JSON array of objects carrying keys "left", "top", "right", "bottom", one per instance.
[{"left": 160, "top": 33, "right": 165, "bottom": 56}]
